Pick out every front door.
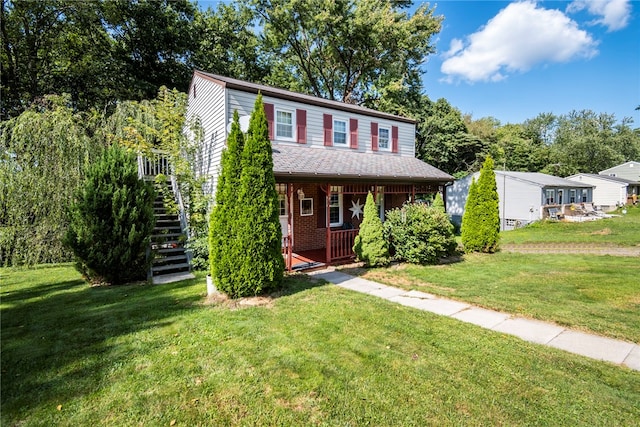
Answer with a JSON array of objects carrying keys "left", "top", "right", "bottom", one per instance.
[
  {"left": 558, "top": 189, "right": 563, "bottom": 205},
  {"left": 278, "top": 189, "right": 292, "bottom": 246}
]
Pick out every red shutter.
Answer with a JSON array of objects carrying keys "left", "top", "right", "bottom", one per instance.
[
  {"left": 392, "top": 125, "right": 399, "bottom": 153},
  {"left": 296, "top": 109, "right": 306, "bottom": 144},
  {"left": 350, "top": 118, "right": 358, "bottom": 149},
  {"left": 264, "top": 102, "right": 274, "bottom": 140},
  {"left": 323, "top": 114, "right": 333, "bottom": 146},
  {"left": 371, "top": 122, "right": 378, "bottom": 151}
]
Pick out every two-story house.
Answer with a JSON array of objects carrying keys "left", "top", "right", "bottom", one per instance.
[{"left": 185, "top": 71, "right": 453, "bottom": 269}]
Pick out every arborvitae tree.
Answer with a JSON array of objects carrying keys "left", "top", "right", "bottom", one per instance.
[
  {"left": 209, "top": 110, "right": 245, "bottom": 293},
  {"left": 461, "top": 177, "right": 479, "bottom": 250},
  {"left": 353, "top": 192, "right": 390, "bottom": 267},
  {"left": 432, "top": 192, "right": 445, "bottom": 212},
  {"left": 233, "top": 93, "right": 284, "bottom": 297},
  {"left": 461, "top": 156, "right": 500, "bottom": 253},
  {"left": 65, "top": 144, "right": 156, "bottom": 285}
]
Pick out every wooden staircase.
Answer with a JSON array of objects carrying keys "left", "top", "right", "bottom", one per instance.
[{"left": 149, "top": 181, "right": 194, "bottom": 284}]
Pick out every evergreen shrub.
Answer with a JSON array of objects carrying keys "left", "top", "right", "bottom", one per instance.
[
  {"left": 233, "top": 94, "right": 284, "bottom": 296},
  {"left": 385, "top": 202, "right": 457, "bottom": 264},
  {"left": 353, "top": 192, "right": 390, "bottom": 267},
  {"left": 461, "top": 156, "right": 500, "bottom": 253},
  {"left": 65, "top": 144, "right": 156, "bottom": 285}
]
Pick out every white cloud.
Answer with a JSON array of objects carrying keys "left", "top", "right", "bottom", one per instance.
[
  {"left": 440, "top": 1, "right": 598, "bottom": 83},
  {"left": 567, "top": 0, "right": 631, "bottom": 31}
]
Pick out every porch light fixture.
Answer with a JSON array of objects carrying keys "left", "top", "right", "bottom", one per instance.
[{"left": 297, "top": 188, "right": 305, "bottom": 199}]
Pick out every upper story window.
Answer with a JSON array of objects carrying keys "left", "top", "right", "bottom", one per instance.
[
  {"left": 333, "top": 119, "right": 348, "bottom": 145},
  {"left": 276, "top": 109, "right": 293, "bottom": 139},
  {"left": 378, "top": 127, "right": 390, "bottom": 151}
]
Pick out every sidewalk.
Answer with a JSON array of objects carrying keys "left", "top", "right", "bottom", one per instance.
[{"left": 310, "top": 269, "right": 640, "bottom": 372}]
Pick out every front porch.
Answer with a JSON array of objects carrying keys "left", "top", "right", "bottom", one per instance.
[{"left": 279, "top": 182, "right": 443, "bottom": 271}]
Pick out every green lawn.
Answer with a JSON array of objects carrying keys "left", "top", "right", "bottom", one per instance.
[
  {"left": 501, "top": 204, "right": 640, "bottom": 246},
  {"left": 2, "top": 265, "right": 640, "bottom": 426},
  {"left": 351, "top": 253, "right": 640, "bottom": 343}
]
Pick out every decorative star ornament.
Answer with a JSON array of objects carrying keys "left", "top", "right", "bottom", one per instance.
[{"left": 349, "top": 199, "right": 363, "bottom": 219}]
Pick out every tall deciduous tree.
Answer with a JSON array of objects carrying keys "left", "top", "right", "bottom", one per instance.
[
  {"left": 192, "top": 2, "right": 267, "bottom": 82},
  {"left": 0, "top": 95, "right": 103, "bottom": 266},
  {"left": 416, "top": 97, "right": 486, "bottom": 176},
  {"left": 461, "top": 156, "right": 500, "bottom": 253},
  {"left": 210, "top": 110, "right": 245, "bottom": 293},
  {"left": 233, "top": 93, "right": 284, "bottom": 297},
  {"left": 254, "top": 0, "right": 441, "bottom": 108}
]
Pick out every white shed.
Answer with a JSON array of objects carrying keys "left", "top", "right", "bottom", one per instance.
[{"left": 447, "top": 171, "right": 594, "bottom": 230}]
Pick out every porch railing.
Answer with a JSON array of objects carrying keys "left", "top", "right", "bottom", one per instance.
[
  {"left": 329, "top": 228, "right": 359, "bottom": 261},
  {"left": 137, "top": 149, "right": 172, "bottom": 179}
]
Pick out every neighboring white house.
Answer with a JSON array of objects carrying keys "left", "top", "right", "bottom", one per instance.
[
  {"left": 446, "top": 171, "right": 594, "bottom": 230},
  {"left": 185, "top": 70, "right": 453, "bottom": 268},
  {"left": 598, "top": 161, "right": 640, "bottom": 204},
  {"left": 566, "top": 173, "right": 636, "bottom": 211}
]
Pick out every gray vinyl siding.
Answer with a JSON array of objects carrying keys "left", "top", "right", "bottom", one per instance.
[
  {"left": 227, "top": 88, "right": 416, "bottom": 156},
  {"left": 567, "top": 175, "right": 627, "bottom": 208},
  {"left": 185, "top": 74, "right": 227, "bottom": 198},
  {"left": 599, "top": 161, "right": 640, "bottom": 181}
]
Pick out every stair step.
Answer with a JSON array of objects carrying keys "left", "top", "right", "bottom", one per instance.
[
  {"left": 155, "top": 247, "right": 187, "bottom": 255},
  {"left": 151, "top": 241, "right": 184, "bottom": 250},
  {"left": 152, "top": 272, "right": 195, "bottom": 285},
  {"left": 153, "top": 226, "right": 182, "bottom": 233},
  {"left": 153, "top": 254, "right": 188, "bottom": 264},
  {"left": 152, "top": 262, "right": 191, "bottom": 273},
  {"left": 151, "top": 232, "right": 184, "bottom": 239}
]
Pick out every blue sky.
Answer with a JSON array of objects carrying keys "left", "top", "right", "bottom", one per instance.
[
  {"left": 198, "top": 0, "right": 639, "bottom": 126},
  {"left": 421, "top": 0, "right": 639, "bottom": 125}
]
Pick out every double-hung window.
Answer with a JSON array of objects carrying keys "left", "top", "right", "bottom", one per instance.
[
  {"left": 378, "top": 127, "right": 390, "bottom": 150},
  {"left": 329, "top": 186, "right": 343, "bottom": 226},
  {"left": 333, "top": 119, "right": 347, "bottom": 145},
  {"left": 545, "top": 189, "right": 555, "bottom": 205},
  {"left": 276, "top": 109, "right": 293, "bottom": 139},
  {"left": 569, "top": 189, "right": 576, "bottom": 203}
]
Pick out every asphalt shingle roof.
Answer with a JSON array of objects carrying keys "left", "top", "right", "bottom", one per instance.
[
  {"left": 496, "top": 171, "right": 593, "bottom": 188},
  {"left": 271, "top": 145, "right": 453, "bottom": 183}
]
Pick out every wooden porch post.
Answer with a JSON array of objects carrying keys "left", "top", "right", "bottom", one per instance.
[
  {"left": 412, "top": 184, "right": 416, "bottom": 203},
  {"left": 287, "top": 183, "right": 293, "bottom": 272},
  {"left": 325, "top": 184, "right": 331, "bottom": 264}
]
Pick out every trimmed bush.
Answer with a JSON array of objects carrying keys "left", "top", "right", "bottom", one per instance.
[
  {"left": 353, "top": 192, "right": 390, "bottom": 267},
  {"left": 461, "top": 156, "right": 500, "bottom": 253},
  {"left": 385, "top": 202, "right": 457, "bottom": 264},
  {"left": 65, "top": 144, "right": 156, "bottom": 285}
]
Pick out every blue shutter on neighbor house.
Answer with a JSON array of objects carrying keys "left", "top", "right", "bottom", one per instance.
[
  {"left": 371, "top": 122, "right": 378, "bottom": 151},
  {"left": 350, "top": 118, "right": 358, "bottom": 149},
  {"left": 296, "top": 109, "right": 306, "bottom": 144},
  {"left": 264, "top": 102, "right": 274, "bottom": 140},
  {"left": 323, "top": 114, "right": 333, "bottom": 146},
  {"left": 392, "top": 125, "right": 399, "bottom": 153}
]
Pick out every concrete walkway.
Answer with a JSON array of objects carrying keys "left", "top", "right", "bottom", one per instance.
[{"left": 310, "top": 269, "right": 640, "bottom": 372}]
